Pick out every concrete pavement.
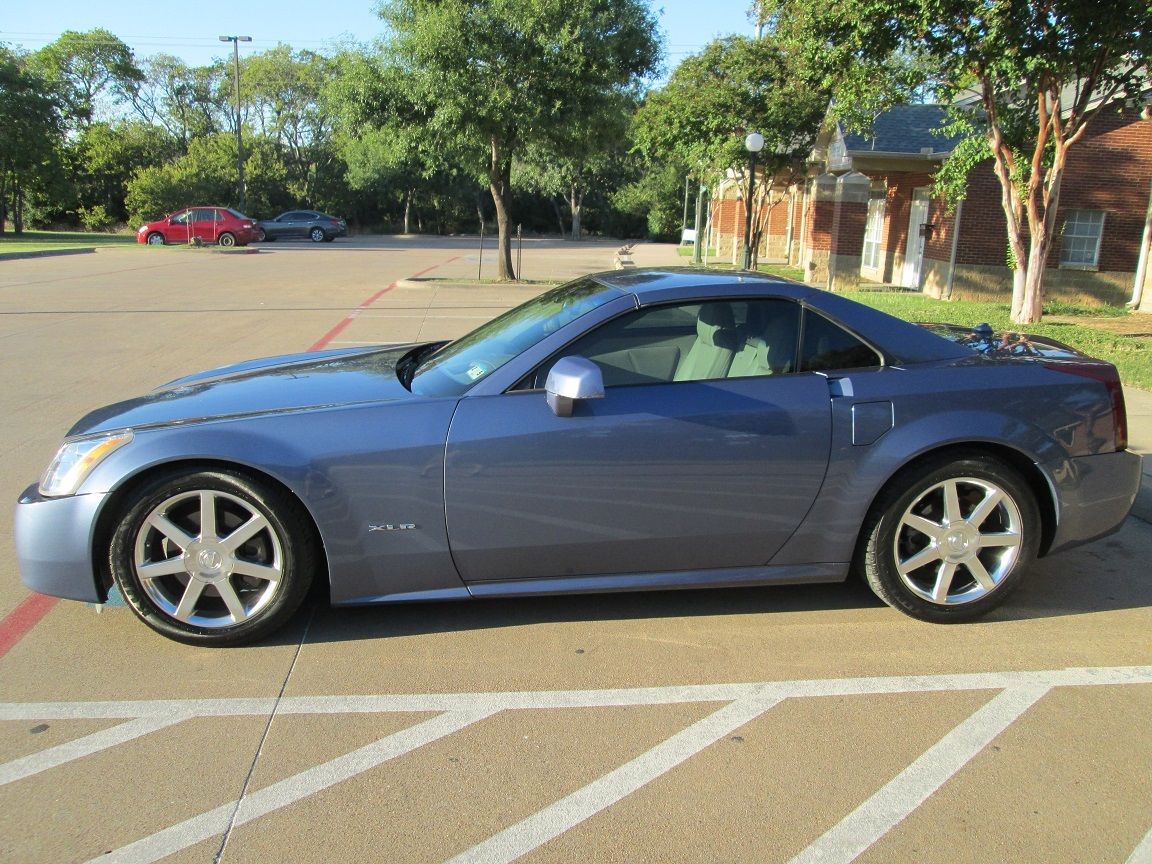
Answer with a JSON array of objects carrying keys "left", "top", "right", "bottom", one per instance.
[{"left": 0, "top": 237, "right": 1150, "bottom": 864}]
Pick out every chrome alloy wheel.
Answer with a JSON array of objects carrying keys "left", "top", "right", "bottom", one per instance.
[
  {"left": 892, "top": 476, "right": 1023, "bottom": 605},
  {"left": 133, "top": 489, "right": 284, "bottom": 628}
]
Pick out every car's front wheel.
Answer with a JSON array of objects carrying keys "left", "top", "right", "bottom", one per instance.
[
  {"left": 309, "top": 227, "right": 326, "bottom": 243},
  {"left": 254, "top": 227, "right": 266, "bottom": 242},
  {"left": 859, "top": 454, "right": 1039, "bottom": 622},
  {"left": 146, "top": 233, "right": 165, "bottom": 245},
  {"left": 109, "top": 469, "right": 317, "bottom": 646}
]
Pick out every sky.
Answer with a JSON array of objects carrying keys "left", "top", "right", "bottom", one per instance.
[{"left": 0, "top": 1, "right": 759, "bottom": 77}]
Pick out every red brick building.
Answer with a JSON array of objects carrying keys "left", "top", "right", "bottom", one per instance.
[{"left": 709, "top": 103, "right": 1152, "bottom": 311}]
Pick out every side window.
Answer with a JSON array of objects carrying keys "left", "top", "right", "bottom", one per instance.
[
  {"left": 800, "top": 312, "right": 882, "bottom": 372},
  {"left": 529, "top": 298, "right": 803, "bottom": 388},
  {"left": 191, "top": 208, "right": 216, "bottom": 223},
  {"left": 170, "top": 211, "right": 189, "bottom": 225}
]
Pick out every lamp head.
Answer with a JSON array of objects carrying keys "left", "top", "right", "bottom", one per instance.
[{"left": 745, "top": 132, "right": 765, "bottom": 154}]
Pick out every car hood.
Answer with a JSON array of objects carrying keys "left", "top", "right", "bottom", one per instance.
[{"left": 67, "top": 344, "right": 433, "bottom": 437}]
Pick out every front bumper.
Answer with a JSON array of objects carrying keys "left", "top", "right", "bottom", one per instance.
[
  {"left": 14, "top": 484, "right": 109, "bottom": 603},
  {"left": 1046, "top": 449, "right": 1143, "bottom": 554}
]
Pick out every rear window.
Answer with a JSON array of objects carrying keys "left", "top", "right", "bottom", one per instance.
[{"left": 800, "top": 312, "right": 882, "bottom": 371}]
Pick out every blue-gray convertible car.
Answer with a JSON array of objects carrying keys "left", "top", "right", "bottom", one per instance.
[{"left": 14, "top": 269, "right": 1142, "bottom": 645}]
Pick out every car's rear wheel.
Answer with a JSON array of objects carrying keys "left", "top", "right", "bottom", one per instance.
[
  {"left": 859, "top": 454, "right": 1039, "bottom": 622},
  {"left": 109, "top": 469, "right": 316, "bottom": 646},
  {"left": 146, "top": 233, "right": 165, "bottom": 245},
  {"left": 310, "top": 227, "right": 326, "bottom": 243},
  {"left": 218, "top": 232, "right": 237, "bottom": 248}
]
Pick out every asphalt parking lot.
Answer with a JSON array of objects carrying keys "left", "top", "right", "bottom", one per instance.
[{"left": 1, "top": 236, "right": 1150, "bottom": 864}]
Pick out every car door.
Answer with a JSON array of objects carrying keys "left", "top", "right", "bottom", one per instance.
[
  {"left": 166, "top": 210, "right": 192, "bottom": 244},
  {"left": 443, "top": 298, "right": 833, "bottom": 583},
  {"left": 281, "top": 211, "right": 307, "bottom": 238},
  {"left": 191, "top": 208, "right": 217, "bottom": 243}
]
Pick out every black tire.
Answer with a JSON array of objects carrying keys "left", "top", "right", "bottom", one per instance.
[
  {"left": 146, "top": 233, "right": 165, "bottom": 245},
  {"left": 858, "top": 454, "right": 1039, "bottom": 623},
  {"left": 309, "top": 227, "right": 326, "bottom": 243},
  {"left": 109, "top": 469, "right": 317, "bottom": 646},
  {"left": 254, "top": 227, "right": 266, "bottom": 242},
  {"left": 218, "top": 232, "right": 237, "bottom": 248}
]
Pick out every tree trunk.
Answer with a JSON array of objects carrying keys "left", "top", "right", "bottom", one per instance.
[
  {"left": 14, "top": 177, "right": 24, "bottom": 234},
  {"left": 569, "top": 183, "right": 583, "bottom": 241},
  {"left": 403, "top": 189, "right": 413, "bottom": 234},
  {"left": 488, "top": 136, "right": 516, "bottom": 281},
  {"left": 551, "top": 198, "right": 566, "bottom": 237}
]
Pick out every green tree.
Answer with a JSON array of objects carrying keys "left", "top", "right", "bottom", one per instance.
[
  {"left": 31, "top": 29, "right": 143, "bottom": 129},
  {"left": 126, "top": 133, "right": 278, "bottom": 222},
  {"left": 246, "top": 46, "right": 338, "bottom": 204},
  {"left": 764, "top": 0, "right": 1152, "bottom": 323},
  {"left": 0, "top": 46, "right": 64, "bottom": 233},
  {"left": 371, "top": 0, "right": 660, "bottom": 279},
  {"left": 131, "top": 54, "right": 224, "bottom": 150},
  {"left": 517, "top": 92, "right": 637, "bottom": 240},
  {"left": 611, "top": 160, "right": 686, "bottom": 240},
  {"left": 633, "top": 35, "right": 828, "bottom": 265},
  {"left": 69, "top": 121, "right": 180, "bottom": 225}
]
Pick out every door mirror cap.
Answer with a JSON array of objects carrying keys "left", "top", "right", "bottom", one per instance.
[{"left": 545, "top": 356, "right": 604, "bottom": 417}]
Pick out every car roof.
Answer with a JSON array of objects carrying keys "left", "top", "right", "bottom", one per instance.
[{"left": 588, "top": 267, "right": 971, "bottom": 365}]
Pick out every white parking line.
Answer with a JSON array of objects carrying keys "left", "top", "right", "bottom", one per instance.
[
  {"left": 446, "top": 694, "right": 787, "bottom": 864},
  {"left": 788, "top": 684, "right": 1051, "bottom": 864},
  {"left": 1127, "top": 824, "right": 1152, "bottom": 864},
  {"left": 85, "top": 709, "right": 495, "bottom": 864},
  {"left": 0, "top": 713, "right": 190, "bottom": 786},
  {"left": 0, "top": 667, "right": 1148, "bottom": 864}
]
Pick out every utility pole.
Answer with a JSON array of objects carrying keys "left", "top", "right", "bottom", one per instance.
[{"left": 219, "top": 35, "right": 252, "bottom": 212}]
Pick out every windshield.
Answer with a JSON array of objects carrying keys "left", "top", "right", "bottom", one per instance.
[{"left": 409, "top": 277, "right": 624, "bottom": 397}]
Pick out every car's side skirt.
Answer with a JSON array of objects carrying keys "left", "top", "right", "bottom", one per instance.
[{"left": 463, "top": 563, "right": 848, "bottom": 599}]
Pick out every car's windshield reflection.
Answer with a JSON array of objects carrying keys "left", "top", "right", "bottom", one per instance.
[{"left": 408, "top": 278, "right": 624, "bottom": 397}]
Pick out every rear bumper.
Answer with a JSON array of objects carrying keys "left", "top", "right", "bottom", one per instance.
[
  {"left": 13, "top": 484, "right": 108, "bottom": 603},
  {"left": 1046, "top": 450, "right": 1143, "bottom": 554}
]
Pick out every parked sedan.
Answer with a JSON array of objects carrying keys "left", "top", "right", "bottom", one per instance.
[
  {"left": 255, "top": 210, "right": 348, "bottom": 243},
  {"left": 136, "top": 207, "right": 258, "bottom": 247},
  {"left": 14, "top": 269, "right": 1141, "bottom": 646}
]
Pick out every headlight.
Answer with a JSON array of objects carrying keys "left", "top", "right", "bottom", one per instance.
[{"left": 39, "top": 432, "right": 133, "bottom": 497}]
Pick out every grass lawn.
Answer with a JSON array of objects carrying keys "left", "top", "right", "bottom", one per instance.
[{"left": 0, "top": 230, "right": 137, "bottom": 256}]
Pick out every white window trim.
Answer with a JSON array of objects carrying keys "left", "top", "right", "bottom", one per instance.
[{"left": 1059, "top": 209, "right": 1105, "bottom": 271}]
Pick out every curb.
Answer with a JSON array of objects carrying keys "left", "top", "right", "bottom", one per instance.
[{"left": 0, "top": 247, "right": 98, "bottom": 261}]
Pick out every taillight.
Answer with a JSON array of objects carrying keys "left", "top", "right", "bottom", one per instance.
[{"left": 1043, "top": 362, "right": 1128, "bottom": 451}]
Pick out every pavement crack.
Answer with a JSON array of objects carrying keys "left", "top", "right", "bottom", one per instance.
[{"left": 212, "top": 607, "right": 315, "bottom": 864}]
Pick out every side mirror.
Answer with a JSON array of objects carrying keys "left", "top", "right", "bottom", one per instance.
[{"left": 545, "top": 356, "right": 604, "bottom": 417}]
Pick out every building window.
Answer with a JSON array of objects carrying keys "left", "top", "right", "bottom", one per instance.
[
  {"left": 861, "top": 187, "right": 886, "bottom": 272},
  {"left": 1059, "top": 210, "right": 1105, "bottom": 268}
]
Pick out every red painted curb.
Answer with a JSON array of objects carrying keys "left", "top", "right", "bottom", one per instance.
[{"left": 0, "top": 594, "right": 58, "bottom": 661}]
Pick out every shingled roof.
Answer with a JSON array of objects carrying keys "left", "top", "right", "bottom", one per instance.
[{"left": 841, "top": 104, "right": 965, "bottom": 156}]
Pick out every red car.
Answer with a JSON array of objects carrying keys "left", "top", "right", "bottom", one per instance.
[{"left": 137, "top": 207, "right": 258, "bottom": 247}]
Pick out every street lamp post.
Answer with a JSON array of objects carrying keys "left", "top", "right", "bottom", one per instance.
[
  {"left": 219, "top": 35, "right": 252, "bottom": 212},
  {"left": 742, "top": 131, "right": 765, "bottom": 271}
]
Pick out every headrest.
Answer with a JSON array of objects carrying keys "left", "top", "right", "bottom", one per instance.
[{"left": 697, "top": 303, "right": 737, "bottom": 349}]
